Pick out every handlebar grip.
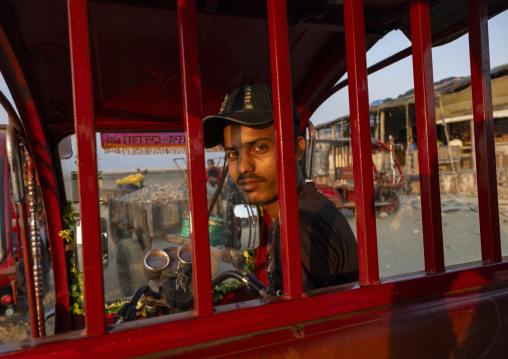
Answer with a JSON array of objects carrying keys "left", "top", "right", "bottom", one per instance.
[{"left": 246, "top": 273, "right": 267, "bottom": 292}]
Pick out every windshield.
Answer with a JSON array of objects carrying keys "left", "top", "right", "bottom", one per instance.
[{"left": 60, "top": 133, "right": 239, "bottom": 307}]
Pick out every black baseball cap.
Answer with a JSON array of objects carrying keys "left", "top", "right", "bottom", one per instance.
[{"left": 202, "top": 84, "right": 301, "bottom": 148}]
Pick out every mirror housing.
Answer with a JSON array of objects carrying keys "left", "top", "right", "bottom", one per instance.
[
  {"left": 302, "top": 121, "right": 316, "bottom": 180},
  {"left": 75, "top": 218, "right": 109, "bottom": 271},
  {"left": 233, "top": 204, "right": 260, "bottom": 250},
  {"left": 58, "top": 136, "right": 73, "bottom": 160}
]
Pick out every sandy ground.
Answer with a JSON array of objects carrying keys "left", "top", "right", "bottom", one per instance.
[{"left": 2, "top": 187, "right": 508, "bottom": 345}]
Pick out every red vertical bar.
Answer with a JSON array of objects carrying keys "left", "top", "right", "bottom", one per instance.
[
  {"left": 267, "top": 0, "right": 303, "bottom": 298},
  {"left": 177, "top": 0, "right": 213, "bottom": 315},
  {"left": 410, "top": 0, "right": 445, "bottom": 273},
  {"left": 467, "top": 0, "right": 501, "bottom": 263},
  {"left": 343, "top": 0, "right": 379, "bottom": 285},
  {"left": 67, "top": 0, "right": 105, "bottom": 335}
]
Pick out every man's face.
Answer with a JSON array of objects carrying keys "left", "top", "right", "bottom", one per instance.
[
  {"left": 223, "top": 123, "right": 278, "bottom": 206},
  {"left": 209, "top": 175, "right": 218, "bottom": 185}
]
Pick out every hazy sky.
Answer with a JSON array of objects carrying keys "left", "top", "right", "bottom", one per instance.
[
  {"left": 2, "top": 10, "right": 507, "bottom": 171},
  {"left": 310, "top": 10, "right": 508, "bottom": 125}
]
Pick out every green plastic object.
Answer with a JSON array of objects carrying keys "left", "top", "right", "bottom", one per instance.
[{"left": 180, "top": 216, "right": 225, "bottom": 247}]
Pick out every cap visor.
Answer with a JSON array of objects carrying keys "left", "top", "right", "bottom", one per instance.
[{"left": 203, "top": 111, "right": 273, "bottom": 148}]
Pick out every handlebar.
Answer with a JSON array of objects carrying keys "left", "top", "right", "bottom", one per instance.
[
  {"left": 115, "top": 270, "right": 269, "bottom": 323},
  {"left": 114, "top": 285, "right": 161, "bottom": 324},
  {"left": 212, "top": 270, "right": 270, "bottom": 298}
]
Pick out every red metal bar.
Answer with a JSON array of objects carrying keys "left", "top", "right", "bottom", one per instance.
[
  {"left": 67, "top": 0, "right": 106, "bottom": 335},
  {"left": 343, "top": 0, "right": 379, "bottom": 285},
  {"left": 0, "top": 44, "right": 72, "bottom": 331},
  {"left": 0, "top": 29, "right": 71, "bottom": 330},
  {"left": 467, "top": 0, "right": 501, "bottom": 263},
  {"left": 177, "top": 0, "right": 213, "bottom": 315},
  {"left": 25, "top": 105, "right": 72, "bottom": 334},
  {"left": 410, "top": 0, "right": 445, "bottom": 274},
  {"left": 11, "top": 111, "right": 72, "bottom": 333},
  {"left": 267, "top": 0, "right": 303, "bottom": 298}
]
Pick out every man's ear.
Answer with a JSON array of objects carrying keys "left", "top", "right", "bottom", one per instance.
[{"left": 295, "top": 136, "right": 306, "bottom": 162}]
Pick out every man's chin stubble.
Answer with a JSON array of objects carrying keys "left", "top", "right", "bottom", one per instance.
[{"left": 244, "top": 194, "right": 279, "bottom": 206}]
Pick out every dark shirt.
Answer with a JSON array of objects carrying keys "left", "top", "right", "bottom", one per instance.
[{"left": 266, "top": 182, "right": 359, "bottom": 294}]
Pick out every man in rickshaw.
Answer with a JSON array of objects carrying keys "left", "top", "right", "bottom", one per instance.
[{"left": 203, "top": 84, "right": 359, "bottom": 295}]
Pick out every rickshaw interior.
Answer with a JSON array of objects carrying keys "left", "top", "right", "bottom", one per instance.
[{"left": 0, "top": 0, "right": 507, "bottom": 357}]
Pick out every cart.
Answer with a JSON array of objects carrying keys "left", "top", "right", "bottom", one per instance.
[{"left": 313, "top": 138, "right": 406, "bottom": 214}]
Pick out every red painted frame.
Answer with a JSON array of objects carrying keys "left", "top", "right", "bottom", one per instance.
[
  {"left": 68, "top": 0, "right": 106, "bottom": 335},
  {"left": 410, "top": 0, "right": 445, "bottom": 274},
  {"left": 2, "top": 260, "right": 508, "bottom": 358},
  {"left": 467, "top": 0, "right": 502, "bottom": 263},
  {"left": 343, "top": 0, "right": 379, "bottom": 285},
  {"left": 0, "top": 27, "right": 72, "bottom": 334},
  {"left": 177, "top": 0, "right": 214, "bottom": 316},
  {"left": 0, "top": 0, "right": 506, "bottom": 356},
  {"left": 267, "top": 0, "right": 304, "bottom": 299}
]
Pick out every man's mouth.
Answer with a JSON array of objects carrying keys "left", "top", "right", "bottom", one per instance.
[{"left": 237, "top": 175, "right": 264, "bottom": 192}]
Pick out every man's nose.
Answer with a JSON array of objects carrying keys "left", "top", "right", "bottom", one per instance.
[{"left": 238, "top": 152, "right": 254, "bottom": 174}]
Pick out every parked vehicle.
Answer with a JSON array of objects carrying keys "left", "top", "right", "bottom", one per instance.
[
  {"left": 313, "top": 138, "right": 406, "bottom": 214},
  {"left": 0, "top": 0, "right": 507, "bottom": 357}
]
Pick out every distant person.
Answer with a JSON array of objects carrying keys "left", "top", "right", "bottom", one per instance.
[
  {"left": 448, "top": 132, "right": 463, "bottom": 147},
  {"left": 205, "top": 159, "right": 222, "bottom": 182},
  {"left": 206, "top": 167, "right": 220, "bottom": 198},
  {"left": 408, "top": 138, "right": 417, "bottom": 151},
  {"left": 408, "top": 138, "right": 417, "bottom": 170}
]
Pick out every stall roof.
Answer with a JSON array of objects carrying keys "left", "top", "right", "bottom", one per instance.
[
  {"left": 369, "top": 63, "right": 508, "bottom": 111},
  {"left": 316, "top": 62, "right": 508, "bottom": 133}
]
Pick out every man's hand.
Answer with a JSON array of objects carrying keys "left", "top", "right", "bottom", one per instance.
[{"left": 221, "top": 247, "right": 234, "bottom": 263}]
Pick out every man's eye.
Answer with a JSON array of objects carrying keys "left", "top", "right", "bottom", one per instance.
[
  {"left": 253, "top": 145, "right": 268, "bottom": 152},
  {"left": 226, "top": 152, "right": 238, "bottom": 159}
]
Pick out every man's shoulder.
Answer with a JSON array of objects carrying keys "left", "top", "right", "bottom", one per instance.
[
  {"left": 297, "top": 182, "right": 355, "bottom": 238},
  {"left": 297, "top": 183, "right": 346, "bottom": 225},
  {"left": 297, "top": 182, "right": 338, "bottom": 212}
]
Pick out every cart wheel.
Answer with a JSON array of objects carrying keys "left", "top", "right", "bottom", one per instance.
[
  {"left": 382, "top": 193, "right": 400, "bottom": 215},
  {"left": 116, "top": 238, "right": 148, "bottom": 296}
]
